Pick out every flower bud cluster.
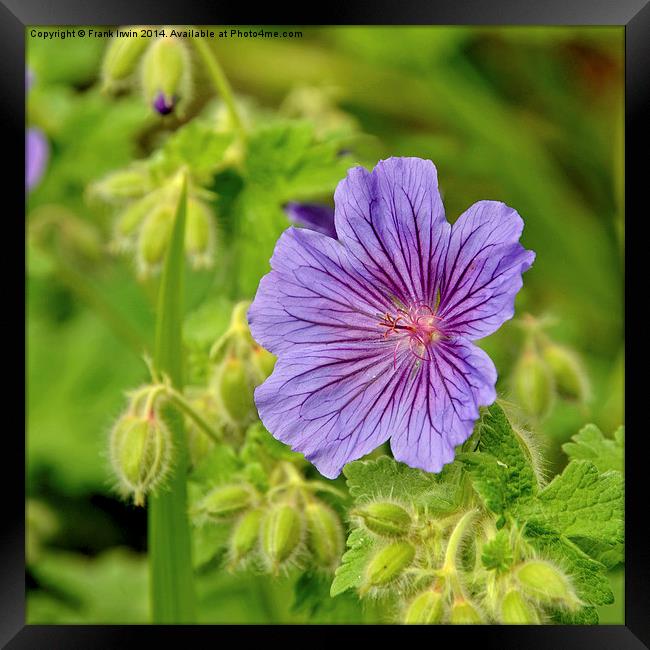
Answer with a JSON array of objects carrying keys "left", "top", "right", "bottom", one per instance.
[
  {"left": 91, "top": 168, "right": 217, "bottom": 277},
  {"left": 347, "top": 497, "right": 581, "bottom": 624},
  {"left": 101, "top": 28, "right": 192, "bottom": 117},
  {"left": 191, "top": 459, "right": 344, "bottom": 576},
  {"left": 511, "top": 314, "right": 590, "bottom": 419}
]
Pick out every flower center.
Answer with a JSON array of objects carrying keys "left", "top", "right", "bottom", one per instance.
[{"left": 378, "top": 303, "right": 444, "bottom": 362}]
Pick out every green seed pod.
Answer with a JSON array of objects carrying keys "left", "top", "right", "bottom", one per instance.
[
  {"left": 109, "top": 413, "right": 172, "bottom": 506},
  {"left": 356, "top": 502, "right": 412, "bottom": 538},
  {"left": 185, "top": 198, "right": 215, "bottom": 269},
  {"left": 305, "top": 502, "right": 343, "bottom": 570},
  {"left": 364, "top": 541, "right": 415, "bottom": 589},
  {"left": 403, "top": 590, "right": 444, "bottom": 624},
  {"left": 214, "top": 356, "right": 256, "bottom": 427},
  {"left": 500, "top": 589, "right": 540, "bottom": 624},
  {"left": 229, "top": 508, "right": 264, "bottom": 561},
  {"left": 102, "top": 30, "right": 151, "bottom": 88},
  {"left": 516, "top": 561, "right": 578, "bottom": 606},
  {"left": 137, "top": 204, "right": 174, "bottom": 271},
  {"left": 542, "top": 343, "right": 589, "bottom": 402},
  {"left": 141, "top": 36, "right": 191, "bottom": 115},
  {"left": 261, "top": 503, "right": 304, "bottom": 570},
  {"left": 197, "top": 484, "right": 253, "bottom": 520},
  {"left": 512, "top": 348, "right": 555, "bottom": 418},
  {"left": 450, "top": 599, "right": 483, "bottom": 624}
]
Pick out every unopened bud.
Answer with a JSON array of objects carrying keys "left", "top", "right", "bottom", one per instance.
[
  {"left": 516, "top": 560, "right": 578, "bottom": 607},
  {"left": 102, "top": 30, "right": 151, "bottom": 89},
  {"left": 363, "top": 541, "right": 415, "bottom": 590},
  {"left": 305, "top": 502, "right": 343, "bottom": 570},
  {"left": 261, "top": 503, "right": 304, "bottom": 570},
  {"left": 500, "top": 589, "right": 540, "bottom": 624},
  {"left": 141, "top": 36, "right": 191, "bottom": 116},
  {"left": 137, "top": 203, "right": 174, "bottom": 271},
  {"left": 111, "top": 192, "right": 160, "bottom": 249},
  {"left": 542, "top": 343, "right": 589, "bottom": 403},
  {"left": 185, "top": 198, "right": 215, "bottom": 269},
  {"left": 403, "top": 590, "right": 444, "bottom": 624},
  {"left": 251, "top": 345, "right": 276, "bottom": 382},
  {"left": 92, "top": 167, "right": 153, "bottom": 202},
  {"left": 214, "top": 356, "right": 256, "bottom": 426},
  {"left": 109, "top": 413, "right": 172, "bottom": 506},
  {"left": 229, "top": 508, "right": 263, "bottom": 562},
  {"left": 512, "top": 347, "right": 555, "bottom": 418},
  {"left": 450, "top": 599, "right": 483, "bottom": 624},
  {"left": 196, "top": 484, "right": 254, "bottom": 520},
  {"left": 356, "top": 502, "right": 412, "bottom": 538}
]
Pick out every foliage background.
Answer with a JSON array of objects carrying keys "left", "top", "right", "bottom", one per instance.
[{"left": 26, "top": 26, "right": 624, "bottom": 624}]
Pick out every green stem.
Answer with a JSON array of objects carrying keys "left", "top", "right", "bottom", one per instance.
[
  {"left": 166, "top": 389, "right": 221, "bottom": 444},
  {"left": 192, "top": 36, "right": 246, "bottom": 142},
  {"left": 148, "top": 175, "right": 196, "bottom": 623}
]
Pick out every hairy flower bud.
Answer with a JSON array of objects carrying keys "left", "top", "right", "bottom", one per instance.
[
  {"left": 229, "top": 508, "right": 264, "bottom": 562},
  {"left": 356, "top": 502, "right": 412, "bottom": 538},
  {"left": 141, "top": 36, "right": 191, "bottom": 116},
  {"left": 450, "top": 599, "right": 483, "bottom": 624},
  {"left": 261, "top": 503, "right": 304, "bottom": 571},
  {"left": 363, "top": 541, "right": 415, "bottom": 591},
  {"left": 102, "top": 30, "right": 151, "bottom": 89},
  {"left": 185, "top": 198, "right": 215, "bottom": 269},
  {"left": 109, "top": 413, "right": 172, "bottom": 506},
  {"left": 512, "top": 347, "right": 555, "bottom": 418},
  {"left": 213, "top": 356, "right": 256, "bottom": 427},
  {"left": 500, "top": 589, "right": 540, "bottom": 624},
  {"left": 403, "top": 590, "right": 444, "bottom": 624},
  {"left": 542, "top": 343, "right": 589, "bottom": 403},
  {"left": 137, "top": 203, "right": 174, "bottom": 272},
  {"left": 305, "top": 501, "right": 343, "bottom": 570},
  {"left": 516, "top": 560, "right": 578, "bottom": 607},
  {"left": 196, "top": 484, "right": 254, "bottom": 520},
  {"left": 111, "top": 192, "right": 160, "bottom": 250}
]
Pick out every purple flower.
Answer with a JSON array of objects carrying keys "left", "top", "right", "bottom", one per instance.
[
  {"left": 26, "top": 68, "right": 49, "bottom": 191},
  {"left": 249, "top": 158, "right": 535, "bottom": 478},
  {"left": 284, "top": 202, "right": 337, "bottom": 239},
  {"left": 26, "top": 129, "right": 49, "bottom": 191},
  {"left": 153, "top": 92, "right": 176, "bottom": 116}
]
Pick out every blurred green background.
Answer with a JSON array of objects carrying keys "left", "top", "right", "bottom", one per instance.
[{"left": 26, "top": 26, "right": 624, "bottom": 623}]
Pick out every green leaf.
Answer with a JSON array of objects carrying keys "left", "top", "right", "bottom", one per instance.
[
  {"left": 28, "top": 548, "right": 149, "bottom": 623},
  {"left": 458, "top": 403, "right": 538, "bottom": 514},
  {"left": 148, "top": 176, "right": 196, "bottom": 623},
  {"left": 481, "top": 529, "right": 513, "bottom": 572},
  {"left": 155, "top": 120, "right": 234, "bottom": 182},
  {"left": 515, "top": 460, "right": 624, "bottom": 568},
  {"left": 523, "top": 520, "right": 614, "bottom": 608},
  {"left": 344, "top": 455, "right": 464, "bottom": 512},
  {"left": 562, "top": 424, "right": 624, "bottom": 474},
  {"left": 330, "top": 528, "right": 376, "bottom": 597},
  {"left": 292, "top": 572, "right": 366, "bottom": 622}
]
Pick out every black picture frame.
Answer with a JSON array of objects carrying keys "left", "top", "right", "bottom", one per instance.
[{"left": 6, "top": 1, "right": 646, "bottom": 646}]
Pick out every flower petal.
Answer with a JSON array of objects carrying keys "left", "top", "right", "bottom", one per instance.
[
  {"left": 334, "top": 157, "right": 449, "bottom": 306},
  {"left": 254, "top": 340, "right": 418, "bottom": 478},
  {"left": 248, "top": 227, "right": 393, "bottom": 356},
  {"left": 26, "top": 128, "right": 49, "bottom": 191},
  {"left": 285, "top": 202, "right": 337, "bottom": 238},
  {"left": 389, "top": 338, "right": 497, "bottom": 472},
  {"left": 437, "top": 201, "right": 535, "bottom": 340}
]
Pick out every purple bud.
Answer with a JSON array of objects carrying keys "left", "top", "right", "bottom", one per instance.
[
  {"left": 153, "top": 92, "right": 176, "bottom": 116},
  {"left": 284, "top": 202, "right": 337, "bottom": 239}
]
